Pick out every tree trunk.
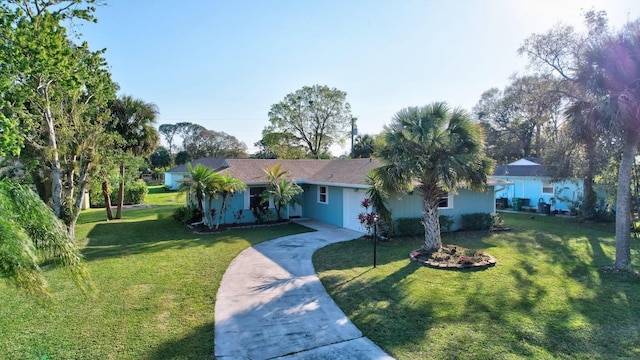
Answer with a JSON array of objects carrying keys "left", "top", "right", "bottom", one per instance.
[
  {"left": 44, "top": 100, "right": 63, "bottom": 218},
  {"left": 613, "top": 134, "right": 637, "bottom": 271},
  {"left": 115, "top": 162, "right": 125, "bottom": 219},
  {"left": 102, "top": 181, "right": 113, "bottom": 220},
  {"left": 204, "top": 196, "right": 213, "bottom": 228},
  {"left": 422, "top": 193, "right": 442, "bottom": 252},
  {"left": 217, "top": 194, "right": 228, "bottom": 229},
  {"left": 582, "top": 138, "right": 598, "bottom": 219}
]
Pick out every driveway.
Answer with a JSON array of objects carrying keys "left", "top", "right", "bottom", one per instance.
[{"left": 214, "top": 219, "right": 394, "bottom": 359}]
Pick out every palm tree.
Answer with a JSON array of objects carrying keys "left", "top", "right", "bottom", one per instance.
[
  {"left": 110, "top": 95, "right": 160, "bottom": 219},
  {"left": 264, "top": 163, "right": 288, "bottom": 183},
  {"left": 179, "top": 163, "right": 215, "bottom": 225},
  {"left": 352, "top": 134, "right": 377, "bottom": 158},
  {"left": 576, "top": 20, "right": 640, "bottom": 271},
  {"left": 202, "top": 172, "right": 222, "bottom": 229},
  {"left": 375, "top": 102, "right": 493, "bottom": 252},
  {"left": 364, "top": 171, "right": 392, "bottom": 232},
  {"left": 561, "top": 100, "right": 601, "bottom": 219},
  {"left": 265, "top": 179, "right": 303, "bottom": 220},
  {"left": 215, "top": 174, "right": 247, "bottom": 229},
  {"left": 261, "top": 163, "right": 303, "bottom": 220}
]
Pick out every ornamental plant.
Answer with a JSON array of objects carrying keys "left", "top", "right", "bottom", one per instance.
[{"left": 358, "top": 197, "right": 379, "bottom": 236}]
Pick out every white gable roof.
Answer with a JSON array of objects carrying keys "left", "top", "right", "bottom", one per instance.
[{"left": 508, "top": 159, "right": 540, "bottom": 166}]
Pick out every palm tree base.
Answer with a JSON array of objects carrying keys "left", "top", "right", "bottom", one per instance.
[{"left": 409, "top": 245, "right": 496, "bottom": 271}]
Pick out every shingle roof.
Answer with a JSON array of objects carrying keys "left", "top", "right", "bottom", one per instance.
[
  {"left": 217, "top": 158, "right": 381, "bottom": 186},
  {"left": 176, "top": 157, "right": 505, "bottom": 188},
  {"left": 168, "top": 158, "right": 228, "bottom": 173},
  {"left": 305, "top": 158, "right": 381, "bottom": 185},
  {"left": 219, "top": 159, "right": 328, "bottom": 184}
]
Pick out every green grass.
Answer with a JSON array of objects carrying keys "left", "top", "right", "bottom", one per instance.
[
  {"left": 0, "top": 186, "right": 312, "bottom": 359},
  {"left": 314, "top": 213, "right": 640, "bottom": 359}
]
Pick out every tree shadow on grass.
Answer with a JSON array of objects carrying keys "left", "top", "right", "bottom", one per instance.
[
  {"left": 81, "top": 215, "right": 311, "bottom": 262},
  {"left": 318, "top": 219, "right": 640, "bottom": 358},
  {"left": 144, "top": 323, "right": 216, "bottom": 360},
  {"left": 317, "top": 242, "right": 432, "bottom": 352},
  {"left": 461, "top": 227, "right": 640, "bottom": 358}
]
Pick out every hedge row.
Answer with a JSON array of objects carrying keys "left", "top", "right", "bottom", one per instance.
[{"left": 392, "top": 212, "right": 492, "bottom": 236}]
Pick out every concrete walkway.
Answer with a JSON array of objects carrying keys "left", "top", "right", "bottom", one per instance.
[{"left": 215, "top": 219, "right": 394, "bottom": 359}]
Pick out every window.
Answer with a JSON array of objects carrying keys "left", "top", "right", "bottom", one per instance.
[
  {"left": 542, "top": 181, "right": 554, "bottom": 195},
  {"left": 438, "top": 192, "right": 453, "bottom": 209},
  {"left": 249, "top": 187, "right": 268, "bottom": 210},
  {"left": 318, "top": 186, "right": 328, "bottom": 204}
]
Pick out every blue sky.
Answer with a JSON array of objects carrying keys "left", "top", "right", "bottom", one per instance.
[{"left": 78, "top": 0, "right": 640, "bottom": 155}]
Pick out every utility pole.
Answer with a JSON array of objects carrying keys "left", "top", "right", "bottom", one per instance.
[{"left": 351, "top": 117, "right": 358, "bottom": 158}]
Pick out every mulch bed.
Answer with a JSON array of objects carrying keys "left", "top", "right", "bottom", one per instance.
[
  {"left": 409, "top": 245, "right": 497, "bottom": 270},
  {"left": 188, "top": 219, "right": 291, "bottom": 234}
]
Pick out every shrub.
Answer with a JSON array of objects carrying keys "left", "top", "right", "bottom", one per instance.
[
  {"left": 393, "top": 215, "right": 454, "bottom": 237},
  {"left": 172, "top": 204, "right": 201, "bottom": 224},
  {"left": 124, "top": 180, "right": 148, "bottom": 205},
  {"left": 460, "top": 212, "right": 493, "bottom": 231},
  {"left": 394, "top": 217, "right": 423, "bottom": 237},
  {"left": 90, "top": 180, "right": 148, "bottom": 207},
  {"left": 439, "top": 215, "right": 454, "bottom": 232}
]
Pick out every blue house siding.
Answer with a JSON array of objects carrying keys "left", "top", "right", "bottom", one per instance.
[
  {"left": 494, "top": 176, "right": 581, "bottom": 212},
  {"left": 302, "top": 185, "right": 344, "bottom": 228},
  {"left": 386, "top": 189, "right": 495, "bottom": 231},
  {"left": 165, "top": 172, "right": 189, "bottom": 190},
  {"left": 202, "top": 190, "right": 288, "bottom": 226}
]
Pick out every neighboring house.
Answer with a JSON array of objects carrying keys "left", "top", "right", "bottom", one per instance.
[
  {"left": 492, "top": 158, "right": 582, "bottom": 213},
  {"left": 165, "top": 158, "right": 228, "bottom": 190},
  {"left": 166, "top": 158, "right": 508, "bottom": 232}
]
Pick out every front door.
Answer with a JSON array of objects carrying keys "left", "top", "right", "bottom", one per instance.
[{"left": 288, "top": 203, "right": 302, "bottom": 218}]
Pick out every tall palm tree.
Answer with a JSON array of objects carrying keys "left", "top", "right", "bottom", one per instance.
[
  {"left": 202, "top": 172, "right": 222, "bottom": 229},
  {"left": 215, "top": 174, "right": 247, "bottom": 229},
  {"left": 110, "top": 95, "right": 160, "bottom": 219},
  {"left": 562, "top": 100, "right": 601, "bottom": 219},
  {"left": 577, "top": 20, "right": 640, "bottom": 271},
  {"left": 376, "top": 102, "right": 493, "bottom": 252}
]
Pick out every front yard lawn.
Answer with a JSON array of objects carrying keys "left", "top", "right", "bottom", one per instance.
[
  {"left": 314, "top": 213, "right": 640, "bottom": 359},
  {"left": 0, "top": 186, "right": 312, "bottom": 359}
]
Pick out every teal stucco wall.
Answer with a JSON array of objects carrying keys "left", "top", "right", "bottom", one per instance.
[
  {"left": 301, "top": 185, "right": 344, "bottom": 227},
  {"left": 202, "top": 189, "right": 288, "bottom": 225},
  {"left": 386, "top": 188, "right": 495, "bottom": 231}
]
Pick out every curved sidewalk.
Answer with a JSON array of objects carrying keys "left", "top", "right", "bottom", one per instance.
[{"left": 214, "top": 219, "right": 394, "bottom": 359}]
